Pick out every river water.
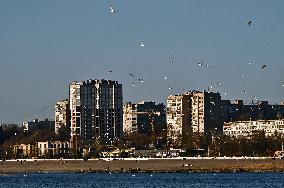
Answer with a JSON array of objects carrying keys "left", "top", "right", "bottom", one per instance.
[{"left": 0, "top": 172, "right": 283, "bottom": 187}]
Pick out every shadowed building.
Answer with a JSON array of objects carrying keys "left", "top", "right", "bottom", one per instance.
[
  {"left": 70, "top": 79, "right": 123, "bottom": 148},
  {"left": 22, "top": 118, "right": 55, "bottom": 133},
  {"left": 123, "top": 101, "right": 166, "bottom": 136},
  {"left": 221, "top": 100, "right": 284, "bottom": 123}
]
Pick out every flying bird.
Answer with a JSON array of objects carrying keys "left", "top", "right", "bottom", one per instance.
[
  {"left": 110, "top": 6, "right": 117, "bottom": 14},
  {"left": 210, "top": 101, "right": 215, "bottom": 105},
  {"left": 169, "top": 61, "right": 174, "bottom": 64},
  {"left": 247, "top": 20, "right": 252, "bottom": 27},
  {"left": 197, "top": 62, "right": 203, "bottom": 66},
  {"left": 138, "top": 78, "right": 144, "bottom": 83},
  {"left": 132, "top": 83, "right": 135, "bottom": 87},
  {"left": 217, "top": 82, "right": 221, "bottom": 86},
  {"left": 140, "top": 42, "right": 145, "bottom": 47},
  {"left": 168, "top": 86, "right": 172, "bottom": 90},
  {"left": 261, "top": 64, "right": 267, "bottom": 70},
  {"left": 129, "top": 73, "right": 135, "bottom": 77},
  {"left": 248, "top": 61, "right": 251, "bottom": 65},
  {"left": 107, "top": 70, "right": 112, "bottom": 74}
]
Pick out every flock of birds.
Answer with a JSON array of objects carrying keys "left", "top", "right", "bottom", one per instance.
[{"left": 106, "top": 5, "right": 282, "bottom": 104}]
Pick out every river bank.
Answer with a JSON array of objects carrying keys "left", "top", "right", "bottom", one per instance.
[{"left": 1, "top": 158, "right": 284, "bottom": 173}]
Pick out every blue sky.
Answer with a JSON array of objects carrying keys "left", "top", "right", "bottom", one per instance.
[{"left": 0, "top": 1, "right": 283, "bottom": 123}]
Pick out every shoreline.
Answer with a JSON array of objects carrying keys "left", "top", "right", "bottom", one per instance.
[{"left": 1, "top": 158, "right": 284, "bottom": 174}]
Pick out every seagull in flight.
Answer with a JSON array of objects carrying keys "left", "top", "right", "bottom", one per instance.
[
  {"left": 110, "top": 6, "right": 117, "bottom": 14},
  {"left": 129, "top": 73, "right": 135, "bottom": 77},
  {"left": 247, "top": 20, "right": 252, "bottom": 27},
  {"left": 261, "top": 64, "right": 267, "bottom": 70},
  {"left": 197, "top": 62, "right": 203, "bottom": 66},
  {"left": 107, "top": 70, "right": 112, "bottom": 74},
  {"left": 138, "top": 78, "right": 144, "bottom": 83},
  {"left": 140, "top": 42, "right": 145, "bottom": 47},
  {"left": 217, "top": 82, "right": 221, "bottom": 86}
]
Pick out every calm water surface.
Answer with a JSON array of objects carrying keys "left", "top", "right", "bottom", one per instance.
[{"left": 0, "top": 172, "right": 284, "bottom": 188}]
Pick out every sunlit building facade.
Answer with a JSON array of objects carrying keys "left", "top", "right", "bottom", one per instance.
[{"left": 55, "top": 99, "right": 70, "bottom": 133}]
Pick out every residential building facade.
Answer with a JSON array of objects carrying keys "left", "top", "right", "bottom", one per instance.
[
  {"left": 38, "top": 141, "right": 70, "bottom": 157},
  {"left": 190, "top": 91, "right": 222, "bottom": 133},
  {"left": 55, "top": 99, "right": 70, "bottom": 133},
  {"left": 167, "top": 94, "right": 191, "bottom": 143},
  {"left": 221, "top": 100, "right": 284, "bottom": 123},
  {"left": 69, "top": 79, "right": 123, "bottom": 147},
  {"left": 223, "top": 119, "right": 284, "bottom": 137},
  {"left": 123, "top": 101, "right": 166, "bottom": 135},
  {"left": 22, "top": 119, "right": 55, "bottom": 133},
  {"left": 69, "top": 81, "right": 82, "bottom": 149},
  {"left": 167, "top": 91, "right": 223, "bottom": 143}
]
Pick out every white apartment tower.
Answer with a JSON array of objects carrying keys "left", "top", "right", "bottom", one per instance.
[
  {"left": 69, "top": 81, "right": 82, "bottom": 148},
  {"left": 123, "top": 102, "right": 138, "bottom": 134}
]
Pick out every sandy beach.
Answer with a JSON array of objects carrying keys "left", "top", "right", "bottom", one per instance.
[{"left": 1, "top": 158, "right": 284, "bottom": 173}]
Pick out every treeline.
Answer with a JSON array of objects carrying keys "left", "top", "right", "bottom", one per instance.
[
  {"left": 0, "top": 124, "right": 282, "bottom": 157},
  {"left": 0, "top": 124, "right": 70, "bottom": 157},
  {"left": 122, "top": 130, "right": 283, "bottom": 157}
]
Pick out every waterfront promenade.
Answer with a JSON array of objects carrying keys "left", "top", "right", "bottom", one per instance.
[{"left": 1, "top": 157, "right": 284, "bottom": 173}]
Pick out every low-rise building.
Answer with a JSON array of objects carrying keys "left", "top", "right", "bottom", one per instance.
[
  {"left": 223, "top": 119, "right": 284, "bottom": 137},
  {"left": 13, "top": 144, "right": 37, "bottom": 158},
  {"left": 22, "top": 119, "right": 55, "bottom": 133},
  {"left": 37, "top": 141, "right": 69, "bottom": 157}
]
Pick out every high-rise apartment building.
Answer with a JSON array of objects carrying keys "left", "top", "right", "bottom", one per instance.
[
  {"left": 167, "top": 94, "right": 191, "bottom": 143},
  {"left": 70, "top": 81, "right": 82, "bottom": 148},
  {"left": 123, "top": 102, "right": 138, "bottom": 134},
  {"left": 69, "top": 79, "right": 123, "bottom": 146},
  {"left": 123, "top": 101, "right": 166, "bottom": 136},
  {"left": 167, "top": 91, "right": 222, "bottom": 144},
  {"left": 55, "top": 99, "right": 70, "bottom": 133},
  {"left": 190, "top": 91, "right": 222, "bottom": 133}
]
